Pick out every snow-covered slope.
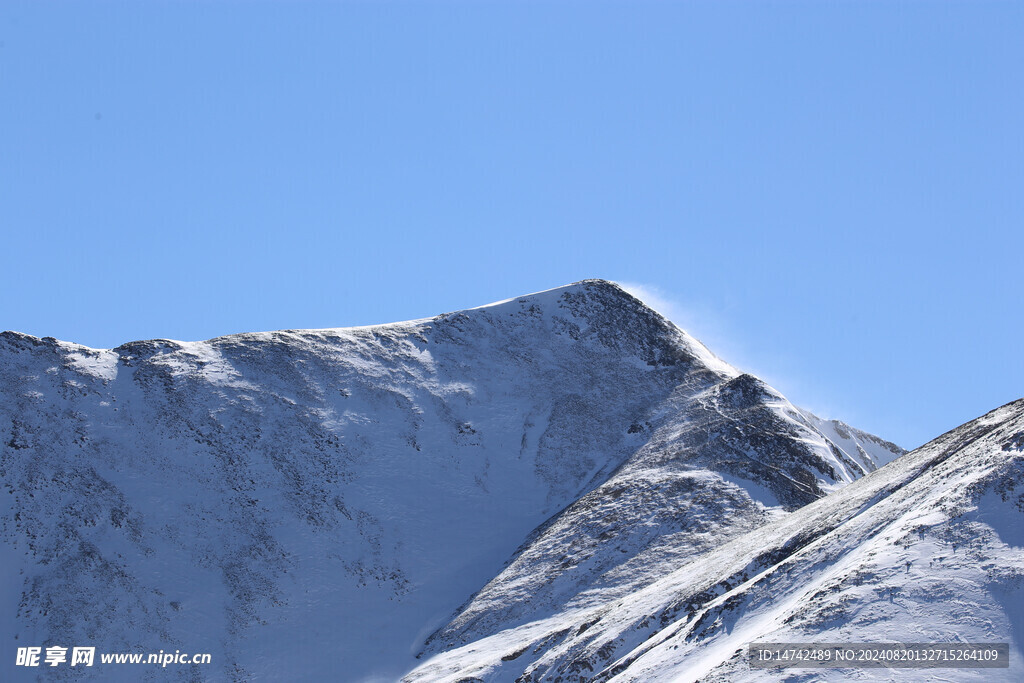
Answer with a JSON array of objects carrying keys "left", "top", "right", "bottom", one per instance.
[
  {"left": 407, "top": 399, "right": 1024, "bottom": 682},
  {"left": 418, "top": 373, "right": 895, "bottom": 657},
  {"left": 797, "top": 408, "right": 907, "bottom": 470},
  {"left": 0, "top": 280, "right": 905, "bottom": 681}
]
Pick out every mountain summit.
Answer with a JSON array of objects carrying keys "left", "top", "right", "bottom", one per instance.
[{"left": 2, "top": 280, "right": 915, "bottom": 680}]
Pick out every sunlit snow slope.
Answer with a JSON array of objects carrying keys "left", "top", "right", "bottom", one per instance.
[
  {"left": 408, "top": 399, "right": 1024, "bottom": 682},
  {"left": 1, "top": 280, "right": 903, "bottom": 681}
]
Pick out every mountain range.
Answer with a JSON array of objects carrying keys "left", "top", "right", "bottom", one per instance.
[{"left": 1, "top": 279, "right": 1019, "bottom": 681}]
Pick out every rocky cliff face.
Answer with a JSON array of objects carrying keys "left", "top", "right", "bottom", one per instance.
[{"left": 1, "top": 280, "right": 905, "bottom": 681}]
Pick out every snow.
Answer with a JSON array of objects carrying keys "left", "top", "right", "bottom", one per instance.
[
  {"left": 407, "top": 399, "right": 1024, "bottom": 681},
  {"left": 61, "top": 345, "right": 119, "bottom": 381},
  {"left": 798, "top": 408, "right": 906, "bottom": 470},
  {"left": 2, "top": 280, "right": 1002, "bottom": 683}
]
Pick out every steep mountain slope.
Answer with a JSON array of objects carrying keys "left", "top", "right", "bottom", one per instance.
[
  {"left": 407, "top": 399, "right": 1024, "bottom": 682},
  {"left": 419, "top": 373, "right": 898, "bottom": 656},
  {"left": 796, "top": 409, "right": 906, "bottom": 470},
  {"left": 0, "top": 280, "right": 902, "bottom": 681}
]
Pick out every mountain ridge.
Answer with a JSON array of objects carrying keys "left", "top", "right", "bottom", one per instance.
[
  {"left": 406, "top": 398, "right": 1024, "bottom": 682},
  {"left": 2, "top": 279, "right": 913, "bottom": 681}
]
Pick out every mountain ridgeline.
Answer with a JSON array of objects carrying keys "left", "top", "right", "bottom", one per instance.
[{"left": 4, "top": 280, "right": 1016, "bottom": 683}]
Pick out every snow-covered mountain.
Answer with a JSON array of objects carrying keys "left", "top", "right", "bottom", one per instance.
[
  {"left": 408, "top": 398, "right": 1024, "bottom": 682},
  {"left": 0, "top": 279, "right": 937, "bottom": 682}
]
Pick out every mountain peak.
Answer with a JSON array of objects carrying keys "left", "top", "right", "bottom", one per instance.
[
  {"left": 463, "top": 279, "right": 659, "bottom": 323},
  {"left": 0, "top": 281, "right": 916, "bottom": 681},
  {"left": 453, "top": 279, "right": 737, "bottom": 379}
]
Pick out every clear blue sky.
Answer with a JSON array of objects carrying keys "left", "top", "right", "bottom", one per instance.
[{"left": 2, "top": 1, "right": 1022, "bottom": 449}]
